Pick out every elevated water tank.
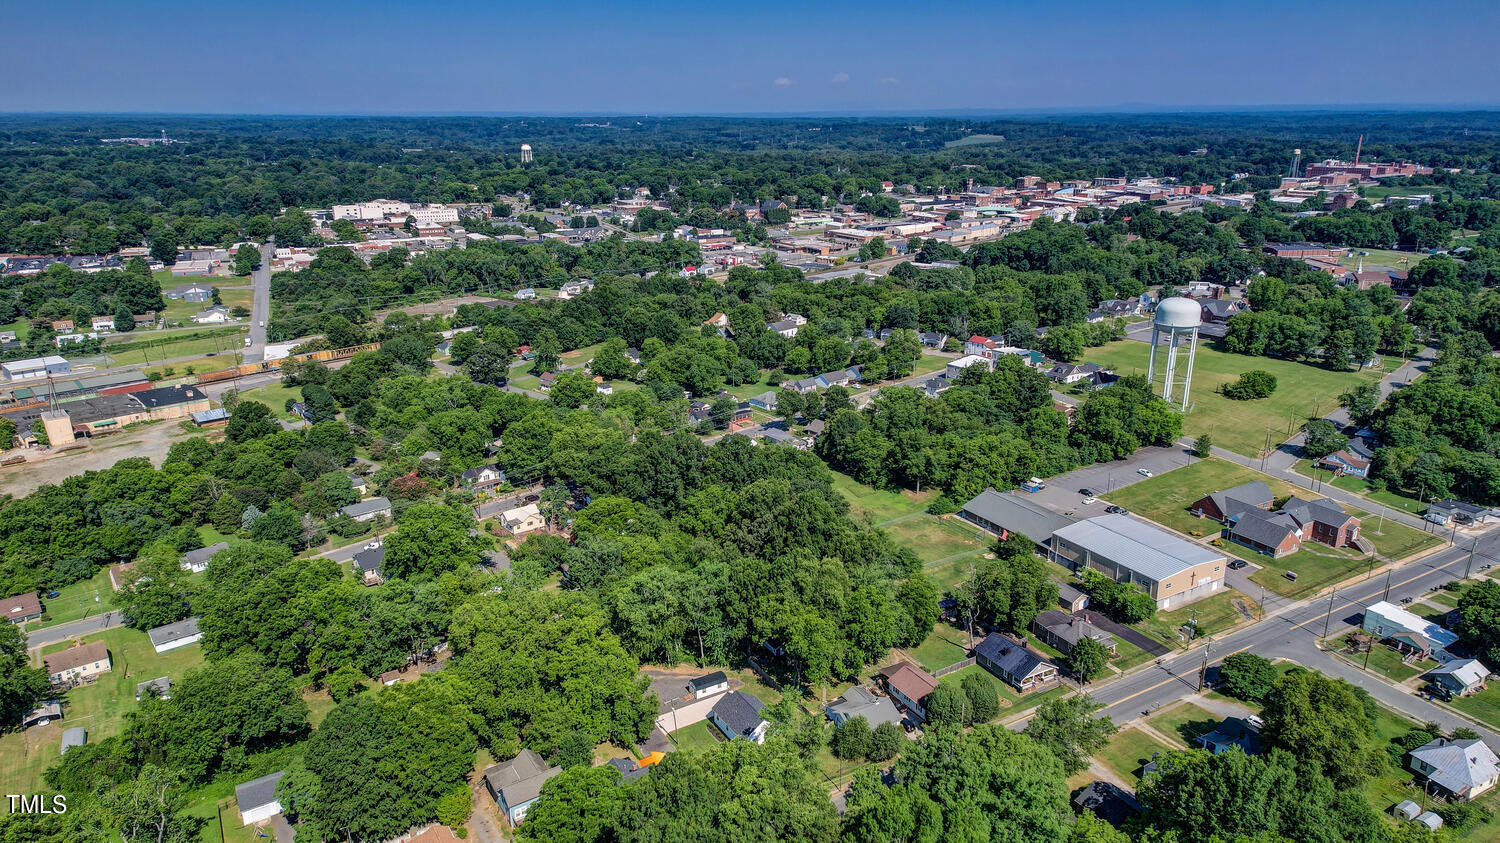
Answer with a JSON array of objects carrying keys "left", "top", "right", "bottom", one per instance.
[{"left": 1154, "top": 296, "right": 1202, "bottom": 329}]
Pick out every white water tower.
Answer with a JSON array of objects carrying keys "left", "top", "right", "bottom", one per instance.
[
  {"left": 1146, "top": 296, "right": 1201, "bottom": 411},
  {"left": 520, "top": 143, "right": 533, "bottom": 163}
]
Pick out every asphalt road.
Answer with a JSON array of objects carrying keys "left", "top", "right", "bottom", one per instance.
[
  {"left": 244, "top": 241, "right": 273, "bottom": 363},
  {"left": 25, "top": 610, "right": 122, "bottom": 651}
]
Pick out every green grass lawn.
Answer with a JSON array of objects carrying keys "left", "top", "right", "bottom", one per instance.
[
  {"left": 159, "top": 288, "right": 253, "bottom": 325},
  {"left": 1140, "top": 590, "right": 1259, "bottom": 647},
  {"left": 5, "top": 627, "right": 206, "bottom": 793},
  {"left": 669, "top": 720, "right": 724, "bottom": 754},
  {"left": 1353, "top": 643, "right": 1435, "bottom": 684},
  {"left": 905, "top": 624, "right": 972, "bottom": 672},
  {"left": 0, "top": 318, "right": 29, "bottom": 341},
  {"left": 830, "top": 471, "right": 933, "bottom": 524},
  {"left": 230, "top": 382, "right": 302, "bottom": 419},
  {"left": 936, "top": 664, "right": 1020, "bottom": 713},
  {"left": 925, "top": 552, "right": 986, "bottom": 595},
  {"left": 1083, "top": 340, "right": 1385, "bottom": 457},
  {"left": 907, "top": 352, "right": 951, "bottom": 379},
  {"left": 29, "top": 568, "right": 114, "bottom": 628},
  {"left": 1095, "top": 727, "right": 1177, "bottom": 784},
  {"left": 102, "top": 329, "right": 249, "bottom": 368},
  {"left": 1146, "top": 701, "right": 1223, "bottom": 746},
  {"left": 1452, "top": 685, "right": 1500, "bottom": 730},
  {"left": 1345, "top": 506, "right": 1443, "bottom": 561},
  {"left": 1111, "top": 638, "right": 1157, "bottom": 671},
  {"left": 885, "top": 515, "right": 989, "bottom": 563},
  {"left": 510, "top": 374, "right": 541, "bottom": 390},
  {"left": 560, "top": 341, "right": 607, "bottom": 367}
]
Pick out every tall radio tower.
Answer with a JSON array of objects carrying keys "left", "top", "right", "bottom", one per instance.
[{"left": 1288, "top": 148, "right": 1301, "bottom": 179}]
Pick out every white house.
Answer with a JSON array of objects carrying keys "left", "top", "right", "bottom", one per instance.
[
  {"left": 44, "top": 641, "right": 111, "bottom": 684},
  {"left": 1363, "top": 600, "right": 1460, "bottom": 660},
  {"left": 235, "top": 771, "right": 285, "bottom": 826},
  {"left": 709, "top": 691, "right": 770, "bottom": 744},
  {"left": 179, "top": 541, "right": 228, "bottom": 574},
  {"left": 1409, "top": 738, "right": 1500, "bottom": 801},
  {"left": 147, "top": 617, "right": 202, "bottom": 654},
  {"left": 340, "top": 497, "right": 392, "bottom": 523},
  {"left": 501, "top": 502, "right": 546, "bottom": 535},
  {"left": 945, "top": 354, "right": 993, "bottom": 380},
  {"left": 687, "top": 671, "right": 730, "bottom": 700}
]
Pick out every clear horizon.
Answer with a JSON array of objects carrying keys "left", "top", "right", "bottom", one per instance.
[{"left": 5, "top": 0, "right": 1497, "bottom": 115}]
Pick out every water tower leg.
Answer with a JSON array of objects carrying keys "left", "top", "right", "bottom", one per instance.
[
  {"left": 1146, "top": 326, "right": 1159, "bottom": 384},
  {"left": 1180, "top": 328, "right": 1199, "bottom": 411},
  {"left": 1162, "top": 330, "right": 1179, "bottom": 404}
]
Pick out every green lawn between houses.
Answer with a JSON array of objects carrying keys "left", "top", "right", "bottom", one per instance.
[
  {"left": 1082, "top": 339, "right": 1388, "bottom": 458},
  {"left": 1094, "top": 727, "right": 1178, "bottom": 785}
]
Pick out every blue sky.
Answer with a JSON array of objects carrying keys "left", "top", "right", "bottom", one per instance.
[{"left": 5, "top": 0, "right": 1498, "bottom": 114}]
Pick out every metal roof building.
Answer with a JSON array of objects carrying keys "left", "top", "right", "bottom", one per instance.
[{"left": 1050, "top": 514, "right": 1227, "bottom": 610}]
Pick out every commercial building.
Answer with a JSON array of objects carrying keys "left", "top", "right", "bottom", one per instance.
[
  {"left": 1, "top": 355, "right": 71, "bottom": 382},
  {"left": 1050, "top": 514, "right": 1227, "bottom": 610},
  {"left": 957, "top": 488, "right": 1077, "bottom": 550},
  {"left": 3, "top": 385, "right": 212, "bottom": 447}
]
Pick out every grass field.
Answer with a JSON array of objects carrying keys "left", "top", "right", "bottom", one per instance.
[
  {"left": 1095, "top": 727, "right": 1177, "bottom": 784},
  {"left": 2, "top": 627, "right": 206, "bottom": 794},
  {"left": 935, "top": 664, "right": 1021, "bottom": 712},
  {"left": 231, "top": 382, "right": 303, "bottom": 419},
  {"left": 829, "top": 471, "right": 933, "bottom": 524},
  {"left": 29, "top": 568, "right": 114, "bottom": 628},
  {"left": 102, "top": 329, "right": 249, "bottom": 368},
  {"left": 1146, "top": 701, "right": 1221, "bottom": 746},
  {"left": 560, "top": 342, "right": 607, "bottom": 367},
  {"left": 1335, "top": 245, "right": 1425, "bottom": 272},
  {"left": 905, "top": 624, "right": 971, "bottom": 672},
  {"left": 160, "top": 288, "right": 254, "bottom": 325},
  {"left": 1141, "top": 590, "right": 1260, "bottom": 646},
  {"left": 1083, "top": 340, "right": 1386, "bottom": 457},
  {"left": 1452, "top": 685, "right": 1500, "bottom": 730},
  {"left": 884, "top": 515, "right": 989, "bottom": 563},
  {"left": 0, "top": 318, "right": 29, "bottom": 341}
]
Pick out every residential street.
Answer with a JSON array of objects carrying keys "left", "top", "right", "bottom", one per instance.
[
  {"left": 244, "top": 240, "right": 274, "bottom": 363},
  {"left": 25, "top": 610, "right": 122, "bottom": 652}
]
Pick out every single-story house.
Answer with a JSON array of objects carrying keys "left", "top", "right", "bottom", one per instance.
[
  {"left": 136, "top": 676, "right": 172, "bottom": 700},
  {"left": 354, "top": 541, "right": 386, "bottom": 586},
  {"left": 946, "top": 354, "right": 992, "bottom": 380},
  {"left": 1196, "top": 715, "right": 1263, "bottom": 755},
  {"left": 168, "top": 283, "right": 214, "bottom": 303},
  {"left": 761, "top": 428, "right": 810, "bottom": 450},
  {"left": 1363, "top": 600, "right": 1460, "bottom": 660},
  {"left": 1428, "top": 658, "right": 1490, "bottom": 698},
  {"left": 815, "top": 369, "right": 854, "bottom": 389},
  {"left": 191, "top": 306, "right": 233, "bottom": 324},
  {"left": 147, "top": 617, "right": 202, "bottom": 654},
  {"left": 767, "top": 319, "right": 800, "bottom": 338},
  {"left": 51, "top": 319, "right": 74, "bottom": 332},
  {"left": 1031, "top": 610, "right": 1117, "bottom": 656},
  {"left": 1320, "top": 444, "right": 1374, "bottom": 477},
  {"left": 975, "top": 633, "right": 1060, "bottom": 692},
  {"left": 1058, "top": 583, "right": 1089, "bottom": 613},
  {"left": 235, "top": 771, "right": 285, "bottom": 826},
  {"left": 60, "top": 727, "right": 87, "bottom": 755},
  {"left": 538, "top": 371, "right": 557, "bottom": 391},
  {"left": 1408, "top": 738, "right": 1500, "bottom": 801},
  {"left": 501, "top": 502, "right": 546, "bottom": 535},
  {"left": 1071, "top": 781, "right": 1141, "bottom": 826},
  {"left": 687, "top": 671, "right": 730, "bottom": 700},
  {"left": 91, "top": 315, "right": 115, "bottom": 332},
  {"left": 340, "top": 496, "right": 392, "bottom": 522},
  {"left": 179, "top": 541, "right": 228, "bottom": 574},
  {"left": 826, "top": 685, "right": 904, "bottom": 729},
  {"left": 45, "top": 640, "right": 111, "bottom": 684},
  {"left": 919, "top": 331, "right": 948, "bottom": 348},
  {"left": 1, "top": 592, "right": 43, "bottom": 624},
  {"left": 461, "top": 465, "right": 505, "bottom": 489},
  {"left": 605, "top": 756, "right": 652, "bottom": 783},
  {"left": 1046, "top": 362, "right": 1110, "bottom": 385},
  {"left": 877, "top": 661, "right": 939, "bottom": 720},
  {"left": 485, "top": 749, "right": 563, "bottom": 826},
  {"left": 748, "top": 391, "right": 778, "bottom": 411},
  {"left": 709, "top": 691, "right": 770, "bottom": 744}
]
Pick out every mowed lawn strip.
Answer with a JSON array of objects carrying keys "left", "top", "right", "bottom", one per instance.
[
  {"left": 1095, "top": 727, "right": 1177, "bottom": 784},
  {"left": 829, "top": 471, "right": 932, "bottom": 524},
  {"left": 1083, "top": 340, "right": 1384, "bottom": 457}
]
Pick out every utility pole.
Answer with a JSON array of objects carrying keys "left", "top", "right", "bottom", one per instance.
[
  {"left": 1383, "top": 570, "right": 1392, "bottom": 601},
  {"left": 1322, "top": 588, "right": 1337, "bottom": 640},
  {"left": 1465, "top": 537, "right": 1479, "bottom": 579},
  {"left": 1197, "top": 639, "right": 1212, "bottom": 692}
]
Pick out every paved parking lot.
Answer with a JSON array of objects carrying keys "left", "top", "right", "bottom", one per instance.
[{"left": 1021, "top": 445, "right": 1199, "bottom": 519}]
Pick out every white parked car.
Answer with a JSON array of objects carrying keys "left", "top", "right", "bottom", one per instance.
[
  {"left": 1137, "top": 468, "right": 1154, "bottom": 478},
  {"left": 1082, "top": 496, "right": 1098, "bottom": 505}
]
